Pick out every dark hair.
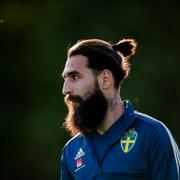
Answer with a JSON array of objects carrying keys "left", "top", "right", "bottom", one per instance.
[{"left": 67, "top": 38, "right": 137, "bottom": 89}]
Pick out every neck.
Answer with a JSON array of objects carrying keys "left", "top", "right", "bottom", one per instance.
[{"left": 96, "top": 94, "right": 125, "bottom": 135}]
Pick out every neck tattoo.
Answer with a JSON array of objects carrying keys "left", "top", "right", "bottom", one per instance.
[{"left": 107, "top": 94, "right": 119, "bottom": 111}]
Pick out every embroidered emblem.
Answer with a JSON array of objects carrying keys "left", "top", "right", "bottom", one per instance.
[
  {"left": 120, "top": 128, "right": 138, "bottom": 153},
  {"left": 74, "top": 148, "right": 86, "bottom": 172}
]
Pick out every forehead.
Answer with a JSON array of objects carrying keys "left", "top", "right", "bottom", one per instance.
[{"left": 62, "top": 55, "right": 91, "bottom": 76}]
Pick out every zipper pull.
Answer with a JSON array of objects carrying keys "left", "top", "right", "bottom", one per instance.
[{"left": 99, "top": 169, "right": 102, "bottom": 175}]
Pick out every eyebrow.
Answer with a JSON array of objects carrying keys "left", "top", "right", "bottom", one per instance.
[{"left": 62, "top": 70, "right": 80, "bottom": 79}]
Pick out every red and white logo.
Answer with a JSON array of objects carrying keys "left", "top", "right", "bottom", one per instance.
[{"left": 76, "top": 158, "right": 83, "bottom": 168}]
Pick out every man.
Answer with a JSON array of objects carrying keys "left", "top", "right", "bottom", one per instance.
[{"left": 60, "top": 38, "right": 180, "bottom": 180}]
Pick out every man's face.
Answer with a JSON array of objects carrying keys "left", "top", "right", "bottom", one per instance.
[
  {"left": 62, "top": 55, "right": 108, "bottom": 135},
  {"left": 62, "top": 54, "right": 96, "bottom": 99}
]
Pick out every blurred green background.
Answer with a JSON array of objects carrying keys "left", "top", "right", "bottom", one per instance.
[{"left": 1, "top": 0, "right": 180, "bottom": 179}]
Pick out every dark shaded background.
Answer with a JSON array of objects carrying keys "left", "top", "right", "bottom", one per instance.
[{"left": 1, "top": 0, "right": 180, "bottom": 179}]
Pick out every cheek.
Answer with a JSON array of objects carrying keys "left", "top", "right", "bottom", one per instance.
[{"left": 76, "top": 79, "right": 96, "bottom": 98}]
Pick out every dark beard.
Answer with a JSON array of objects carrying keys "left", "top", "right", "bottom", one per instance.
[{"left": 64, "top": 87, "right": 108, "bottom": 136}]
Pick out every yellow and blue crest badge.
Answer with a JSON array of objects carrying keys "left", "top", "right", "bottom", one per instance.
[{"left": 120, "top": 128, "right": 138, "bottom": 153}]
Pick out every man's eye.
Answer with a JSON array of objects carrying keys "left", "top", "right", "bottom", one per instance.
[{"left": 72, "top": 75, "right": 79, "bottom": 80}]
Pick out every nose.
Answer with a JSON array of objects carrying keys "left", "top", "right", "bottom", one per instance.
[{"left": 62, "top": 80, "right": 72, "bottom": 96}]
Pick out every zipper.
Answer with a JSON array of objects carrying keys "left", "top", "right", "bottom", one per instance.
[{"left": 85, "top": 134, "right": 103, "bottom": 176}]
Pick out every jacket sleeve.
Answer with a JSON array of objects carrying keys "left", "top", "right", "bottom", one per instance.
[
  {"left": 60, "top": 151, "right": 74, "bottom": 180},
  {"left": 150, "top": 125, "right": 180, "bottom": 180}
]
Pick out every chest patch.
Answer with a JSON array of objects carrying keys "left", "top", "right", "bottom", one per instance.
[{"left": 120, "top": 128, "right": 138, "bottom": 153}]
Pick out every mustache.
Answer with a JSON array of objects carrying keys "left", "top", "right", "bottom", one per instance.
[{"left": 64, "top": 94, "right": 84, "bottom": 104}]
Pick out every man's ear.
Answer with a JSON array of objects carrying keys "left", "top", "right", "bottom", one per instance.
[{"left": 98, "top": 70, "right": 113, "bottom": 89}]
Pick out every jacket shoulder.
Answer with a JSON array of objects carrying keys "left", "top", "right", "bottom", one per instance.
[
  {"left": 134, "top": 111, "right": 177, "bottom": 149},
  {"left": 135, "top": 111, "right": 169, "bottom": 132},
  {"left": 62, "top": 133, "right": 86, "bottom": 152}
]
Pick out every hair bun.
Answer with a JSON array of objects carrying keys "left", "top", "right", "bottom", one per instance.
[{"left": 112, "top": 38, "right": 137, "bottom": 58}]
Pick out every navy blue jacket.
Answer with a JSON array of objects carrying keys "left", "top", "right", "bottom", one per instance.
[{"left": 61, "top": 101, "right": 180, "bottom": 180}]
